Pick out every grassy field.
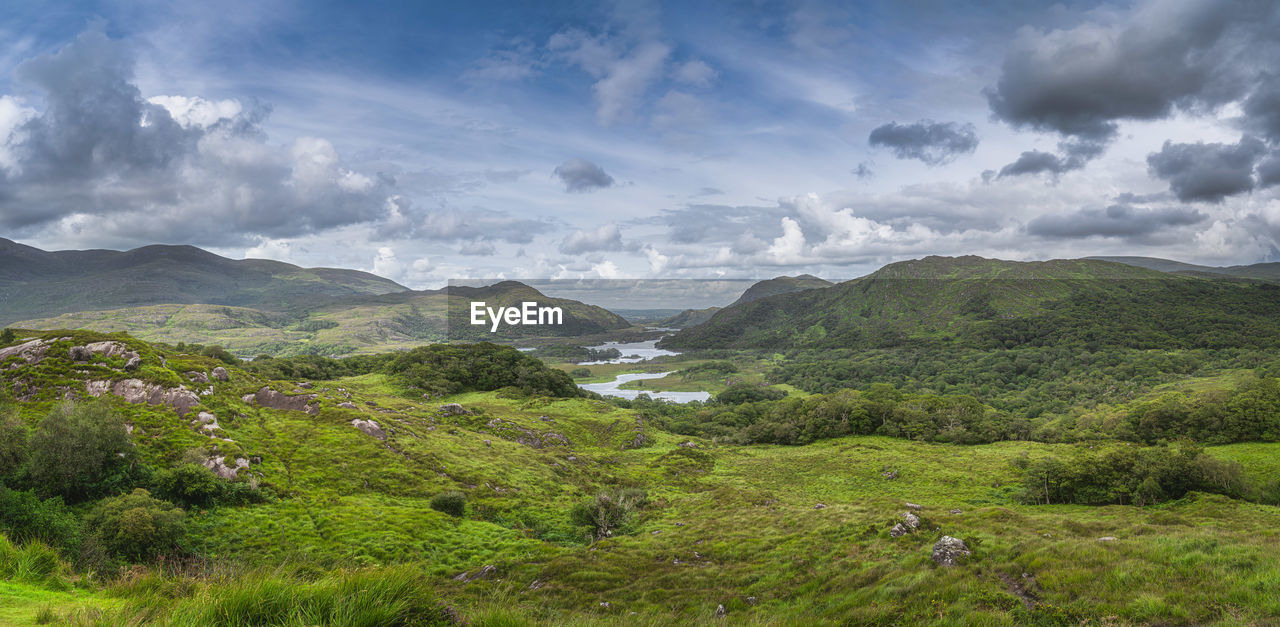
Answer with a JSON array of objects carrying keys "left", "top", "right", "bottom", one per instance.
[{"left": 2, "top": 331, "right": 1279, "bottom": 624}]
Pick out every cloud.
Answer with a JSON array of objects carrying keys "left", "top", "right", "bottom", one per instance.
[
  {"left": 0, "top": 29, "right": 392, "bottom": 246},
  {"left": 1026, "top": 204, "right": 1207, "bottom": 239},
  {"left": 560, "top": 223, "right": 623, "bottom": 254},
  {"left": 549, "top": 29, "right": 670, "bottom": 126},
  {"left": 417, "top": 208, "right": 552, "bottom": 244},
  {"left": 672, "top": 60, "right": 716, "bottom": 88},
  {"left": 553, "top": 157, "right": 615, "bottom": 192},
  {"left": 1146, "top": 136, "right": 1267, "bottom": 202},
  {"left": 462, "top": 39, "right": 543, "bottom": 81},
  {"left": 986, "top": 0, "right": 1279, "bottom": 176},
  {"left": 852, "top": 161, "right": 873, "bottom": 179},
  {"left": 1258, "top": 153, "right": 1280, "bottom": 188},
  {"left": 867, "top": 120, "right": 978, "bottom": 166}
]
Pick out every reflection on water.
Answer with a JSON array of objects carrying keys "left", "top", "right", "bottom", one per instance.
[
  {"left": 579, "top": 372, "right": 711, "bottom": 403},
  {"left": 579, "top": 339, "right": 680, "bottom": 364}
]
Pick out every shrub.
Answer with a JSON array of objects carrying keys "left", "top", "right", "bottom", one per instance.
[
  {"left": 429, "top": 491, "right": 466, "bottom": 517},
  {"left": 0, "top": 328, "right": 14, "bottom": 344},
  {"left": 0, "top": 487, "right": 82, "bottom": 555},
  {"left": 0, "top": 412, "right": 27, "bottom": 479},
  {"left": 570, "top": 488, "right": 647, "bottom": 540},
  {"left": 85, "top": 489, "right": 185, "bottom": 562},
  {"left": 152, "top": 464, "right": 222, "bottom": 508},
  {"left": 570, "top": 368, "right": 592, "bottom": 378},
  {"left": 0, "top": 534, "right": 70, "bottom": 590},
  {"left": 28, "top": 402, "right": 134, "bottom": 501},
  {"left": 200, "top": 345, "right": 239, "bottom": 365}
]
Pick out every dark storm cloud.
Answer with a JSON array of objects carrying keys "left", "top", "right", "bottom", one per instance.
[
  {"left": 1146, "top": 136, "right": 1267, "bottom": 202},
  {"left": 1026, "top": 204, "right": 1207, "bottom": 239},
  {"left": 867, "top": 120, "right": 978, "bottom": 166},
  {"left": 553, "top": 158, "right": 615, "bottom": 192},
  {"left": 987, "top": 0, "right": 1280, "bottom": 176},
  {"left": 1258, "top": 153, "right": 1280, "bottom": 188}
]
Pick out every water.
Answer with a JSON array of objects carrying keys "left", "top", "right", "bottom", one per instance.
[
  {"left": 579, "top": 372, "right": 711, "bottom": 403},
  {"left": 579, "top": 339, "right": 680, "bottom": 364}
]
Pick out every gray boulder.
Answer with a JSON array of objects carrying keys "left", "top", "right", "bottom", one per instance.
[
  {"left": 186, "top": 371, "right": 209, "bottom": 383},
  {"left": 69, "top": 345, "right": 91, "bottom": 362},
  {"left": 351, "top": 418, "right": 387, "bottom": 440},
  {"left": 931, "top": 536, "right": 971, "bottom": 566},
  {"left": 211, "top": 367, "right": 230, "bottom": 381},
  {"left": 124, "top": 356, "right": 142, "bottom": 370}
]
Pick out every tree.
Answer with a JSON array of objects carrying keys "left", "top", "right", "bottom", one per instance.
[
  {"left": 28, "top": 402, "right": 133, "bottom": 501},
  {"left": 0, "top": 412, "right": 27, "bottom": 479},
  {"left": 0, "top": 328, "right": 14, "bottom": 344}
]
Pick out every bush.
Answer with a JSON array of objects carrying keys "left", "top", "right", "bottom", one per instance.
[
  {"left": 0, "top": 487, "right": 82, "bottom": 555},
  {"left": 429, "top": 491, "right": 466, "bottom": 517},
  {"left": 570, "top": 368, "right": 592, "bottom": 378},
  {"left": 0, "top": 412, "right": 27, "bottom": 479},
  {"left": 200, "top": 345, "right": 240, "bottom": 365},
  {"left": 28, "top": 402, "right": 134, "bottom": 501},
  {"left": 0, "top": 328, "right": 14, "bottom": 344},
  {"left": 85, "top": 489, "right": 185, "bottom": 562},
  {"left": 152, "top": 464, "right": 222, "bottom": 508},
  {"left": 570, "top": 488, "right": 647, "bottom": 540},
  {"left": 0, "top": 534, "right": 70, "bottom": 590}
]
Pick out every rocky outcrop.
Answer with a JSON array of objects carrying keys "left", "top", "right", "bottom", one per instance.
[
  {"left": 186, "top": 371, "right": 209, "bottom": 383},
  {"left": 438, "top": 403, "right": 471, "bottom": 415},
  {"left": 192, "top": 411, "right": 221, "bottom": 432},
  {"left": 84, "top": 341, "right": 132, "bottom": 358},
  {"left": 242, "top": 387, "right": 319, "bottom": 415},
  {"left": 931, "top": 536, "right": 971, "bottom": 566},
  {"left": 453, "top": 565, "right": 496, "bottom": 583},
  {"left": 86, "top": 379, "right": 201, "bottom": 416},
  {"left": 203, "top": 455, "right": 249, "bottom": 480},
  {"left": 351, "top": 418, "right": 387, "bottom": 440},
  {"left": 0, "top": 339, "right": 53, "bottom": 368},
  {"left": 211, "top": 367, "right": 229, "bottom": 381},
  {"left": 337, "top": 402, "right": 358, "bottom": 409},
  {"left": 890, "top": 512, "right": 921, "bottom": 537},
  {"left": 124, "top": 356, "right": 142, "bottom": 370}
]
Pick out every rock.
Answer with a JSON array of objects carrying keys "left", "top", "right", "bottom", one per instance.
[
  {"left": 453, "top": 565, "right": 497, "bottom": 583},
  {"left": 297, "top": 381, "right": 313, "bottom": 389},
  {"left": 193, "top": 411, "right": 220, "bottom": 431},
  {"left": 745, "top": 596, "right": 757, "bottom": 606},
  {"left": 247, "top": 387, "right": 319, "bottom": 415},
  {"left": 905, "top": 502, "right": 923, "bottom": 511},
  {"left": 714, "top": 604, "right": 727, "bottom": 618},
  {"left": 599, "top": 602, "right": 611, "bottom": 609},
  {"left": 84, "top": 341, "right": 130, "bottom": 358},
  {"left": 337, "top": 402, "right": 358, "bottom": 409},
  {"left": 931, "top": 536, "right": 971, "bottom": 567},
  {"left": 86, "top": 379, "right": 201, "bottom": 416},
  {"left": 902, "top": 512, "right": 920, "bottom": 529},
  {"left": 0, "top": 339, "right": 51, "bottom": 368},
  {"left": 882, "top": 470, "right": 899, "bottom": 479},
  {"left": 124, "top": 356, "right": 142, "bottom": 370},
  {"left": 351, "top": 418, "right": 387, "bottom": 440},
  {"left": 438, "top": 403, "right": 470, "bottom": 415},
  {"left": 186, "top": 371, "right": 209, "bottom": 383},
  {"left": 678, "top": 441, "right": 699, "bottom": 448},
  {"left": 528, "top": 579, "right": 545, "bottom": 590},
  {"left": 949, "top": 508, "right": 963, "bottom": 514},
  {"left": 483, "top": 440, "right": 492, "bottom": 447},
  {"left": 1098, "top": 536, "right": 1118, "bottom": 542},
  {"left": 203, "top": 456, "right": 243, "bottom": 480},
  {"left": 69, "top": 345, "right": 91, "bottom": 362},
  {"left": 890, "top": 511, "right": 921, "bottom": 537},
  {"left": 624, "top": 434, "right": 648, "bottom": 449},
  {"left": 211, "top": 367, "right": 229, "bottom": 381},
  {"left": 813, "top": 503, "right": 827, "bottom": 510}
]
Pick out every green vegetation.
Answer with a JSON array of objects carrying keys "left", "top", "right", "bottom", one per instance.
[{"left": 430, "top": 491, "right": 467, "bottom": 517}]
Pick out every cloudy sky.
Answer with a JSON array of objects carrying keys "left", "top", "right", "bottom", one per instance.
[{"left": 1, "top": 0, "right": 1279, "bottom": 287}]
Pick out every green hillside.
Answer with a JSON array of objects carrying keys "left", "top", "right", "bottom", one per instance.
[
  {"left": 1089, "top": 256, "right": 1280, "bottom": 281},
  {"left": 727, "top": 273, "right": 833, "bottom": 307},
  {"left": 0, "top": 238, "right": 408, "bottom": 326},
  {"left": 1, "top": 330, "right": 1280, "bottom": 624},
  {"left": 664, "top": 256, "right": 1280, "bottom": 350},
  {"left": 15, "top": 281, "right": 633, "bottom": 357}
]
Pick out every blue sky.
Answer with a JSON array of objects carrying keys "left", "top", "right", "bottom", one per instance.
[{"left": 1, "top": 0, "right": 1278, "bottom": 286}]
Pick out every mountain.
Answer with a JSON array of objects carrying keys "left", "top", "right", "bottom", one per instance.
[
  {"left": 1088, "top": 256, "right": 1280, "bottom": 281},
  {"left": 663, "top": 255, "right": 1280, "bottom": 350},
  {"left": 656, "top": 307, "right": 722, "bottom": 328},
  {"left": 728, "top": 274, "right": 833, "bottom": 307},
  {"left": 14, "top": 280, "right": 632, "bottom": 355},
  {"left": 0, "top": 238, "right": 409, "bottom": 325}
]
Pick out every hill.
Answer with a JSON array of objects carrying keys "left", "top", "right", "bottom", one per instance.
[
  {"left": 656, "top": 306, "right": 721, "bottom": 328},
  {"left": 727, "top": 274, "right": 833, "bottom": 307},
  {"left": 0, "top": 238, "right": 409, "bottom": 325},
  {"left": 1088, "top": 255, "right": 1280, "bottom": 281},
  {"left": 663, "top": 255, "right": 1280, "bottom": 350},
  {"left": 14, "top": 281, "right": 633, "bottom": 356}
]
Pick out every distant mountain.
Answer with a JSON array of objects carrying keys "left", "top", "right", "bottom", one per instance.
[
  {"left": 728, "top": 274, "right": 833, "bottom": 307},
  {"left": 0, "top": 238, "right": 408, "bottom": 325},
  {"left": 15, "top": 280, "right": 632, "bottom": 355},
  {"left": 656, "top": 307, "right": 722, "bottom": 329},
  {"left": 663, "top": 256, "right": 1280, "bottom": 350},
  {"left": 1087, "top": 256, "right": 1280, "bottom": 281}
]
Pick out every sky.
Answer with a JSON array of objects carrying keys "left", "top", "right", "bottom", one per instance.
[{"left": 1, "top": 0, "right": 1279, "bottom": 287}]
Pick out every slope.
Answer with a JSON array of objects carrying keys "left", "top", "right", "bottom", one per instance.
[
  {"left": 0, "top": 238, "right": 409, "bottom": 325},
  {"left": 663, "top": 255, "right": 1280, "bottom": 350}
]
